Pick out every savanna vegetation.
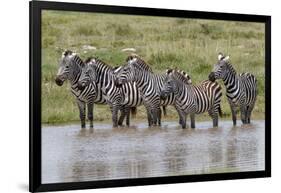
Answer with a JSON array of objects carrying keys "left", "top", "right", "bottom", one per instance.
[{"left": 42, "top": 10, "right": 265, "bottom": 124}]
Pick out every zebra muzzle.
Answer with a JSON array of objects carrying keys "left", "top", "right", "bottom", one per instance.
[
  {"left": 160, "top": 92, "right": 167, "bottom": 100},
  {"left": 114, "top": 79, "right": 122, "bottom": 87},
  {"left": 55, "top": 77, "right": 64, "bottom": 86},
  {"left": 77, "top": 82, "right": 86, "bottom": 90},
  {"left": 208, "top": 72, "right": 216, "bottom": 82}
]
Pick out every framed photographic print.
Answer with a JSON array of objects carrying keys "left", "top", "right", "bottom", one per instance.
[{"left": 29, "top": 0, "right": 271, "bottom": 192}]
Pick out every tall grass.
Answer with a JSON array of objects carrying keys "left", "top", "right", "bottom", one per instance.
[{"left": 41, "top": 10, "right": 265, "bottom": 124}]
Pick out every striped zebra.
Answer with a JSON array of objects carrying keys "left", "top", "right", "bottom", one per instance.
[
  {"left": 160, "top": 69, "right": 223, "bottom": 128},
  {"left": 55, "top": 50, "right": 99, "bottom": 129},
  {"left": 208, "top": 53, "right": 257, "bottom": 125},
  {"left": 115, "top": 55, "right": 190, "bottom": 127},
  {"left": 77, "top": 57, "right": 142, "bottom": 127}
]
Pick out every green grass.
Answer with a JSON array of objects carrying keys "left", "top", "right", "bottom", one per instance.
[{"left": 41, "top": 10, "right": 265, "bottom": 124}]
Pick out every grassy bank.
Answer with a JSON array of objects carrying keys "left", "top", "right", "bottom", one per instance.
[{"left": 42, "top": 10, "right": 265, "bottom": 124}]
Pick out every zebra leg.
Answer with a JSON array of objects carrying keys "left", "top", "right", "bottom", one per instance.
[
  {"left": 125, "top": 107, "right": 131, "bottom": 126},
  {"left": 154, "top": 108, "right": 161, "bottom": 126},
  {"left": 228, "top": 100, "right": 237, "bottom": 126},
  {"left": 240, "top": 106, "right": 247, "bottom": 124},
  {"left": 208, "top": 109, "right": 218, "bottom": 128},
  {"left": 118, "top": 106, "right": 126, "bottom": 126},
  {"left": 87, "top": 102, "right": 94, "bottom": 129},
  {"left": 175, "top": 106, "right": 183, "bottom": 125},
  {"left": 151, "top": 108, "right": 159, "bottom": 126},
  {"left": 145, "top": 106, "right": 152, "bottom": 127},
  {"left": 231, "top": 107, "right": 237, "bottom": 126},
  {"left": 181, "top": 112, "right": 187, "bottom": 129},
  {"left": 111, "top": 105, "right": 119, "bottom": 128},
  {"left": 157, "top": 107, "right": 162, "bottom": 126},
  {"left": 246, "top": 104, "right": 255, "bottom": 124},
  {"left": 150, "top": 109, "right": 157, "bottom": 126},
  {"left": 77, "top": 100, "right": 86, "bottom": 129},
  {"left": 190, "top": 113, "right": 195, "bottom": 129}
]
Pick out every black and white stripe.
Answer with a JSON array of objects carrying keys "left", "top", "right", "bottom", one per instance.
[
  {"left": 115, "top": 55, "right": 191, "bottom": 126},
  {"left": 208, "top": 53, "right": 257, "bottom": 125},
  {"left": 161, "top": 69, "right": 223, "bottom": 128},
  {"left": 78, "top": 57, "right": 142, "bottom": 127}
]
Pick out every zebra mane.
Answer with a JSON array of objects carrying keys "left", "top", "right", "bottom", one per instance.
[
  {"left": 126, "top": 55, "right": 153, "bottom": 73},
  {"left": 225, "top": 62, "right": 237, "bottom": 75},
  {"left": 84, "top": 57, "right": 113, "bottom": 70},
  {"left": 167, "top": 68, "right": 192, "bottom": 84},
  {"left": 84, "top": 57, "right": 93, "bottom": 64},
  {"left": 62, "top": 50, "right": 73, "bottom": 57},
  {"left": 218, "top": 52, "right": 236, "bottom": 75},
  {"left": 62, "top": 50, "right": 84, "bottom": 68}
]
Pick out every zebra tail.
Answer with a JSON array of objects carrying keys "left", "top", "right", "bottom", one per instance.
[
  {"left": 162, "top": 106, "right": 167, "bottom": 117},
  {"left": 131, "top": 107, "right": 137, "bottom": 118}
]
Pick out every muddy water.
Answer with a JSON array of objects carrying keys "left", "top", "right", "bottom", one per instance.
[{"left": 42, "top": 120, "right": 265, "bottom": 184}]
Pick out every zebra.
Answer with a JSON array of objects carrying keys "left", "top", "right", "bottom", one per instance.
[
  {"left": 55, "top": 50, "right": 130, "bottom": 129},
  {"left": 55, "top": 50, "right": 99, "bottom": 129},
  {"left": 115, "top": 55, "right": 191, "bottom": 127},
  {"left": 160, "top": 69, "right": 223, "bottom": 129},
  {"left": 208, "top": 53, "right": 257, "bottom": 125},
  {"left": 77, "top": 57, "right": 142, "bottom": 127}
]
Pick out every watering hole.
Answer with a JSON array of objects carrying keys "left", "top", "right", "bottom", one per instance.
[{"left": 42, "top": 120, "right": 265, "bottom": 184}]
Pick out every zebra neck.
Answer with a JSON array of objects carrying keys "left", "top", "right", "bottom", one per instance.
[
  {"left": 70, "top": 68, "right": 82, "bottom": 88},
  {"left": 176, "top": 83, "right": 193, "bottom": 105},
  {"left": 96, "top": 65, "right": 112, "bottom": 86},
  {"left": 134, "top": 70, "right": 154, "bottom": 94},
  {"left": 222, "top": 71, "right": 239, "bottom": 94},
  {"left": 69, "top": 56, "right": 84, "bottom": 88},
  {"left": 104, "top": 72, "right": 116, "bottom": 91}
]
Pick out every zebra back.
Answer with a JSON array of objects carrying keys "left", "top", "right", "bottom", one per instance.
[{"left": 168, "top": 69, "right": 222, "bottom": 114}]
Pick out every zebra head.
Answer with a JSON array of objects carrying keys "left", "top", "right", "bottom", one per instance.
[
  {"left": 112, "top": 66, "right": 123, "bottom": 88},
  {"left": 209, "top": 53, "right": 230, "bottom": 82},
  {"left": 55, "top": 50, "right": 79, "bottom": 86},
  {"left": 160, "top": 69, "right": 192, "bottom": 100},
  {"left": 77, "top": 57, "right": 97, "bottom": 90},
  {"left": 114, "top": 56, "right": 138, "bottom": 86},
  {"left": 160, "top": 69, "right": 177, "bottom": 100}
]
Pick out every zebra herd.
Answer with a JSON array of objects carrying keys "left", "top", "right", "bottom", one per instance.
[{"left": 55, "top": 50, "right": 257, "bottom": 129}]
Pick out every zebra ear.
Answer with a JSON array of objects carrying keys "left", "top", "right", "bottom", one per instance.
[
  {"left": 218, "top": 53, "right": 224, "bottom": 60},
  {"left": 88, "top": 58, "right": 96, "bottom": 66},
  {"left": 223, "top": 56, "right": 230, "bottom": 61},
  {"left": 166, "top": 68, "right": 173, "bottom": 74},
  {"left": 128, "top": 57, "right": 137, "bottom": 65},
  {"left": 68, "top": 52, "right": 77, "bottom": 59}
]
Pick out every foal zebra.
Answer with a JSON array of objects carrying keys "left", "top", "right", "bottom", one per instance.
[
  {"left": 55, "top": 50, "right": 101, "bottom": 129},
  {"left": 161, "top": 69, "right": 222, "bottom": 128},
  {"left": 208, "top": 53, "right": 257, "bottom": 125},
  {"left": 77, "top": 57, "right": 142, "bottom": 127},
  {"left": 115, "top": 55, "right": 190, "bottom": 127}
]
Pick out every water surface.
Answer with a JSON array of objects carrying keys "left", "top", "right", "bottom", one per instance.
[{"left": 42, "top": 120, "right": 265, "bottom": 183}]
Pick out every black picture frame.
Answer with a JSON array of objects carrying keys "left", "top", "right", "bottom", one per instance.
[{"left": 29, "top": 1, "right": 271, "bottom": 192}]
